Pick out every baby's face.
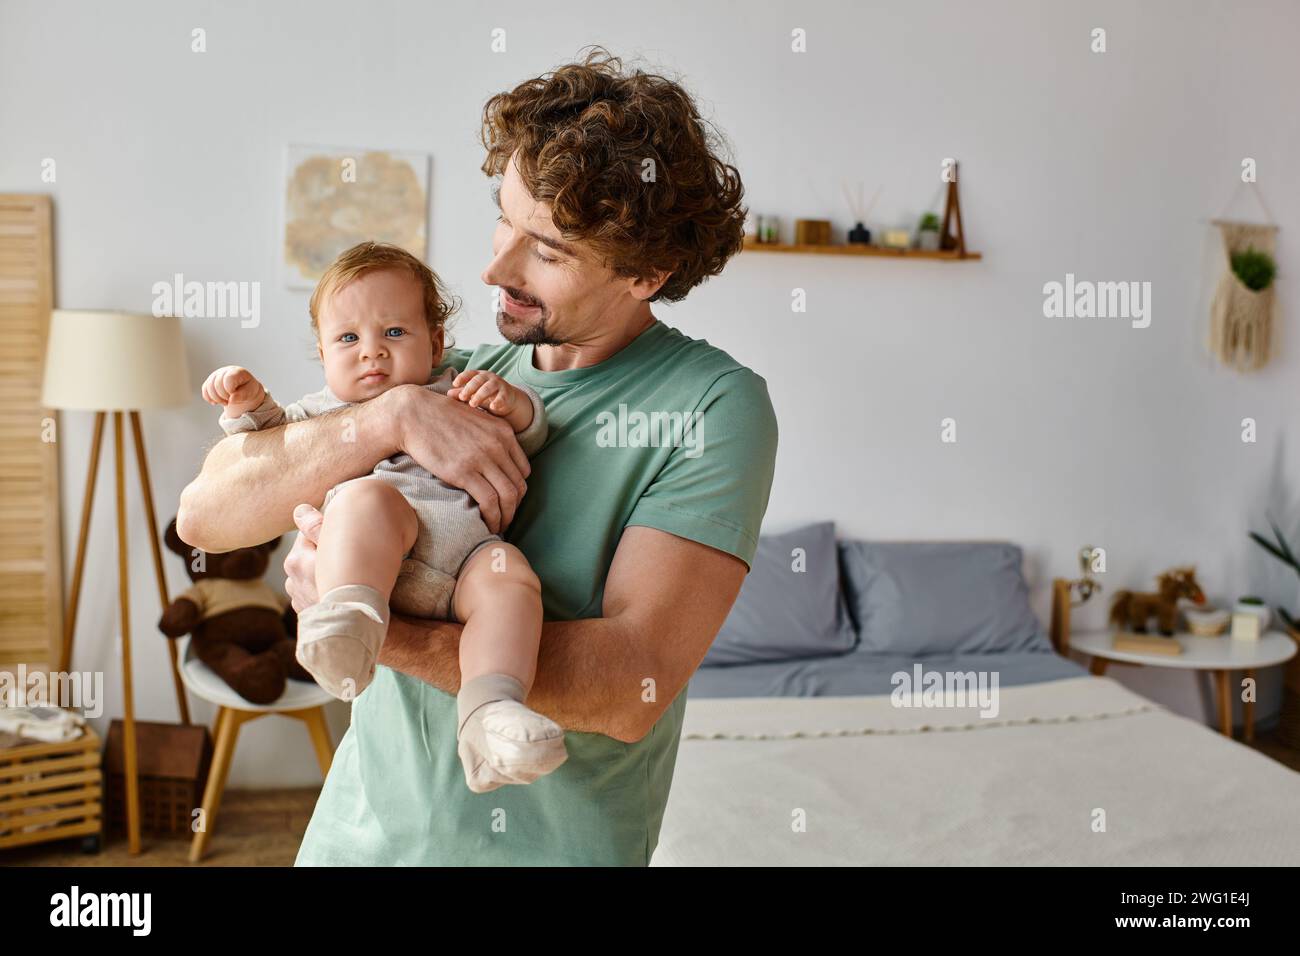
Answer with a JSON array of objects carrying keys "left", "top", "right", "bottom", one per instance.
[{"left": 316, "top": 267, "right": 441, "bottom": 403}]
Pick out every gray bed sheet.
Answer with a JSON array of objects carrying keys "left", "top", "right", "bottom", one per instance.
[{"left": 687, "top": 646, "right": 1086, "bottom": 698}]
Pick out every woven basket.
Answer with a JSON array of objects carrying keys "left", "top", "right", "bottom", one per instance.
[{"left": 1208, "top": 221, "right": 1277, "bottom": 371}]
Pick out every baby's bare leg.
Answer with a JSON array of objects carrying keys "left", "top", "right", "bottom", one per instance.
[
  {"left": 295, "top": 477, "right": 418, "bottom": 700},
  {"left": 452, "top": 543, "right": 543, "bottom": 690},
  {"left": 315, "top": 478, "right": 419, "bottom": 598},
  {"left": 451, "top": 543, "right": 566, "bottom": 792}
]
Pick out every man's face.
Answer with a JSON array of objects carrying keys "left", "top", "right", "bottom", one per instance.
[
  {"left": 481, "top": 154, "right": 637, "bottom": 347},
  {"left": 316, "top": 267, "right": 441, "bottom": 402}
]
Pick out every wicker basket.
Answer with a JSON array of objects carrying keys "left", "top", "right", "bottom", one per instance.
[{"left": 0, "top": 727, "right": 103, "bottom": 852}]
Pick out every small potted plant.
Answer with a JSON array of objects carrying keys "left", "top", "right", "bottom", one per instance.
[
  {"left": 1233, "top": 595, "right": 1272, "bottom": 633},
  {"left": 916, "top": 212, "right": 941, "bottom": 251},
  {"left": 1230, "top": 247, "right": 1277, "bottom": 292}
]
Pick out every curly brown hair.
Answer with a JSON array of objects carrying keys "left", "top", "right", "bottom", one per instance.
[{"left": 480, "top": 46, "right": 746, "bottom": 303}]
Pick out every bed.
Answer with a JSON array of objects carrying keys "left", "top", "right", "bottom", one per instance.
[{"left": 652, "top": 528, "right": 1300, "bottom": 865}]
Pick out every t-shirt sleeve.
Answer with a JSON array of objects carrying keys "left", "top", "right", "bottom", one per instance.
[
  {"left": 437, "top": 347, "right": 474, "bottom": 375},
  {"left": 625, "top": 367, "right": 778, "bottom": 570},
  {"left": 513, "top": 382, "right": 548, "bottom": 457}
]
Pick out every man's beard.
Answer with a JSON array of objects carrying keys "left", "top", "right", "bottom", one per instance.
[{"left": 496, "top": 294, "right": 564, "bottom": 346}]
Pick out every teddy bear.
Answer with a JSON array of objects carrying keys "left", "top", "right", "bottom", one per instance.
[{"left": 158, "top": 517, "right": 317, "bottom": 705}]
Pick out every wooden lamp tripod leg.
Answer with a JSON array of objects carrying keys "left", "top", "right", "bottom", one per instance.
[
  {"left": 129, "top": 411, "right": 190, "bottom": 726},
  {"left": 59, "top": 411, "right": 149, "bottom": 853},
  {"left": 57, "top": 412, "right": 105, "bottom": 677},
  {"left": 113, "top": 412, "right": 142, "bottom": 855}
]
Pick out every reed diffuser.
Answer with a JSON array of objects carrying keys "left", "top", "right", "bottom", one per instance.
[{"left": 842, "top": 180, "right": 881, "bottom": 245}]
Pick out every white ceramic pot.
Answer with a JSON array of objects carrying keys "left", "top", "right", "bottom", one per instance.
[{"left": 1234, "top": 600, "right": 1272, "bottom": 632}]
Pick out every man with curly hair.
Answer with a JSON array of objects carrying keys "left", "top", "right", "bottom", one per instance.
[{"left": 178, "top": 47, "right": 778, "bottom": 865}]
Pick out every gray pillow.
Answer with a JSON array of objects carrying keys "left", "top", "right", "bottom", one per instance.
[
  {"left": 838, "top": 541, "right": 1049, "bottom": 655},
  {"left": 702, "top": 522, "right": 858, "bottom": 666}
]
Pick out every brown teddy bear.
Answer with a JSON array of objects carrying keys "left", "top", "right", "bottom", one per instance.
[{"left": 158, "top": 517, "right": 317, "bottom": 704}]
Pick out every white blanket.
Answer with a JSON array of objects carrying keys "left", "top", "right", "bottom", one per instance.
[{"left": 651, "top": 675, "right": 1300, "bottom": 865}]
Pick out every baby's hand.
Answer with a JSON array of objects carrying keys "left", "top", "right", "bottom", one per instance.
[
  {"left": 448, "top": 369, "right": 532, "bottom": 432},
  {"left": 202, "top": 365, "right": 267, "bottom": 418}
]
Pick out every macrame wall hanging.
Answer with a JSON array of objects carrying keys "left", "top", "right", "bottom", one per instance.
[{"left": 1207, "top": 185, "right": 1279, "bottom": 372}]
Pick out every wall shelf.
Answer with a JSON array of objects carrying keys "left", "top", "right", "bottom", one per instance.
[
  {"left": 744, "top": 161, "right": 981, "bottom": 262},
  {"left": 741, "top": 238, "right": 981, "bottom": 260}
]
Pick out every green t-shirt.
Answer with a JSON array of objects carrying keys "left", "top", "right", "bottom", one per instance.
[{"left": 294, "top": 318, "right": 778, "bottom": 866}]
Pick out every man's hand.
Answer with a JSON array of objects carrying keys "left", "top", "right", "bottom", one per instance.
[
  {"left": 392, "top": 384, "right": 530, "bottom": 533},
  {"left": 283, "top": 503, "right": 323, "bottom": 613},
  {"left": 202, "top": 365, "right": 267, "bottom": 418}
]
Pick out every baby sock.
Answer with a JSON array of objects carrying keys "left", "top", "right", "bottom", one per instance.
[
  {"left": 295, "top": 584, "right": 390, "bottom": 701},
  {"left": 456, "top": 673, "right": 528, "bottom": 733},
  {"left": 456, "top": 673, "right": 568, "bottom": 793}
]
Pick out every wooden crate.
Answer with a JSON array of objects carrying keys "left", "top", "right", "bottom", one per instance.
[{"left": 0, "top": 727, "right": 102, "bottom": 851}]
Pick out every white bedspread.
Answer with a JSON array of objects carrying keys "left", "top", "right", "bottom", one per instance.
[{"left": 651, "top": 675, "right": 1300, "bottom": 865}]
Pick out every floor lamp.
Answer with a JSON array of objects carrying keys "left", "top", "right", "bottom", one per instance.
[{"left": 40, "top": 310, "right": 192, "bottom": 855}]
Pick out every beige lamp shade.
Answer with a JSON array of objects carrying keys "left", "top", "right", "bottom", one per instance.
[{"left": 41, "top": 310, "right": 192, "bottom": 411}]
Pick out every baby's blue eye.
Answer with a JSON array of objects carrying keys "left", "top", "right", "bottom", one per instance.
[{"left": 339, "top": 329, "right": 404, "bottom": 343}]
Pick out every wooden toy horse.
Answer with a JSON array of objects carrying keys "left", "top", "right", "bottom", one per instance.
[{"left": 1109, "top": 566, "right": 1206, "bottom": 635}]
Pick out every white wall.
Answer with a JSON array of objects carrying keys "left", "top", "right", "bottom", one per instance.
[{"left": 3, "top": 0, "right": 1297, "bottom": 785}]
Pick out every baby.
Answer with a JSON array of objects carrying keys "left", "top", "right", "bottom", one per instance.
[{"left": 200, "top": 241, "right": 566, "bottom": 794}]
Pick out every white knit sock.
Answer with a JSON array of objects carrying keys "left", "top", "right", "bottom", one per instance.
[
  {"left": 455, "top": 674, "right": 567, "bottom": 793},
  {"left": 295, "top": 584, "right": 390, "bottom": 701}
]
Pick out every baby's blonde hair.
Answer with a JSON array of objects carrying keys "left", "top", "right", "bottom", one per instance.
[{"left": 309, "top": 241, "right": 458, "bottom": 343}]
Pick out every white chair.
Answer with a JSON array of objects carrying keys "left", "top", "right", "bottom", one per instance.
[{"left": 176, "top": 637, "right": 336, "bottom": 862}]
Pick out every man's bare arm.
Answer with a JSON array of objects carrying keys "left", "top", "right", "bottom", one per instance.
[
  {"left": 178, "top": 384, "right": 531, "bottom": 552},
  {"left": 376, "top": 525, "right": 748, "bottom": 742},
  {"left": 177, "top": 389, "right": 403, "bottom": 552}
]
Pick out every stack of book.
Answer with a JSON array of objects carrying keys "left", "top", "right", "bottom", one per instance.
[{"left": 1112, "top": 632, "right": 1184, "bottom": 656}]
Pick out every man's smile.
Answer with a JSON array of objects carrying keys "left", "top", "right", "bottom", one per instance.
[{"left": 502, "top": 288, "right": 543, "bottom": 317}]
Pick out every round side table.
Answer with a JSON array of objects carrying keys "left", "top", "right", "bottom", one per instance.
[{"left": 1068, "top": 629, "right": 1297, "bottom": 740}]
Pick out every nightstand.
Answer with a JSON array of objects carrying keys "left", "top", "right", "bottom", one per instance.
[{"left": 1067, "top": 629, "right": 1297, "bottom": 741}]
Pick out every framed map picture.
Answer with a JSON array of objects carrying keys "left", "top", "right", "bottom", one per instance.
[{"left": 281, "top": 144, "right": 430, "bottom": 289}]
